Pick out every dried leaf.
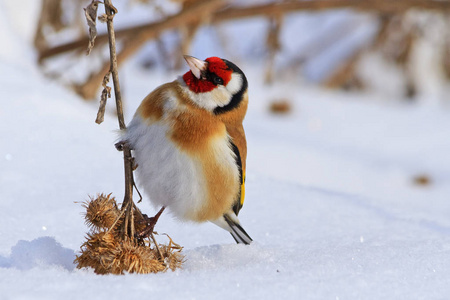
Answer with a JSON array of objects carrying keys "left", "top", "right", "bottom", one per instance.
[
  {"left": 84, "top": 0, "right": 102, "bottom": 55},
  {"left": 101, "top": 70, "right": 111, "bottom": 89},
  {"left": 95, "top": 71, "right": 111, "bottom": 124}
]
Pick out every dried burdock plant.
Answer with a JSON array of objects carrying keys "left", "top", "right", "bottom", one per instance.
[
  {"left": 76, "top": 0, "right": 184, "bottom": 275},
  {"left": 83, "top": 193, "right": 120, "bottom": 230},
  {"left": 75, "top": 194, "right": 184, "bottom": 274}
]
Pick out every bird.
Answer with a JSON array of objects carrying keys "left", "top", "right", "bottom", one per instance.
[{"left": 118, "top": 55, "right": 252, "bottom": 244}]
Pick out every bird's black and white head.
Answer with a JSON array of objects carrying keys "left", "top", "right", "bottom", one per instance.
[{"left": 182, "top": 55, "right": 248, "bottom": 114}]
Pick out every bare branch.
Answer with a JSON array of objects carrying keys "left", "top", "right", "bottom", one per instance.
[
  {"left": 39, "top": 0, "right": 450, "bottom": 62},
  {"left": 213, "top": 0, "right": 450, "bottom": 22},
  {"left": 103, "top": 0, "right": 125, "bottom": 130},
  {"left": 101, "top": 0, "right": 138, "bottom": 242}
]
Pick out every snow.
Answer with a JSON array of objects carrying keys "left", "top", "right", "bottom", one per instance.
[{"left": 2, "top": 1, "right": 450, "bottom": 299}]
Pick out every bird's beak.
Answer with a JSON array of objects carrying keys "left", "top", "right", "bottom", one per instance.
[{"left": 184, "top": 55, "right": 207, "bottom": 80}]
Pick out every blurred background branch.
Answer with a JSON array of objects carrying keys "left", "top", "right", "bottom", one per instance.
[{"left": 35, "top": 0, "right": 450, "bottom": 103}]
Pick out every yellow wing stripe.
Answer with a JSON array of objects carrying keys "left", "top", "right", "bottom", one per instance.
[{"left": 240, "top": 172, "right": 246, "bottom": 207}]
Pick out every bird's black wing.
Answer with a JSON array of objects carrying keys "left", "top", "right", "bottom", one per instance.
[{"left": 229, "top": 141, "right": 245, "bottom": 216}]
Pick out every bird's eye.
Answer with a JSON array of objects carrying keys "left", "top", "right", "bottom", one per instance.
[{"left": 213, "top": 76, "right": 224, "bottom": 85}]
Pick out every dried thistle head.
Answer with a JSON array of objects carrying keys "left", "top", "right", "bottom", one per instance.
[
  {"left": 83, "top": 193, "right": 120, "bottom": 230},
  {"left": 112, "top": 239, "right": 165, "bottom": 274},
  {"left": 159, "top": 233, "right": 184, "bottom": 271},
  {"left": 160, "top": 245, "right": 184, "bottom": 271},
  {"left": 75, "top": 231, "right": 184, "bottom": 274},
  {"left": 75, "top": 231, "right": 119, "bottom": 274},
  {"left": 76, "top": 193, "right": 184, "bottom": 274}
]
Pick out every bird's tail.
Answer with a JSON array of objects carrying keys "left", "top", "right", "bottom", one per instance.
[{"left": 223, "top": 214, "right": 253, "bottom": 245}]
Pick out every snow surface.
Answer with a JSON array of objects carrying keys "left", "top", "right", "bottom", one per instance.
[{"left": 2, "top": 1, "right": 450, "bottom": 299}]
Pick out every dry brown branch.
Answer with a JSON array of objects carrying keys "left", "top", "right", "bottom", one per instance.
[
  {"left": 175, "top": 0, "right": 205, "bottom": 68},
  {"left": 40, "top": 0, "right": 450, "bottom": 99},
  {"left": 99, "top": 0, "right": 138, "bottom": 241},
  {"left": 39, "top": 0, "right": 223, "bottom": 62},
  {"left": 39, "top": 0, "right": 450, "bottom": 63},
  {"left": 265, "top": 14, "right": 283, "bottom": 84},
  {"left": 324, "top": 14, "right": 419, "bottom": 95},
  {"left": 323, "top": 15, "right": 393, "bottom": 89},
  {"left": 85, "top": 0, "right": 137, "bottom": 239},
  {"left": 103, "top": 0, "right": 125, "bottom": 129},
  {"left": 445, "top": 43, "right": 450, "bottom": 79},
  {"left": 324, "top": 52, "right": 364, "bottom": 90},
  {"left": 177, "top": 22, "right": 201, "bottom": 69},
  {"left": 34, "top": 0, "right": 64, "bottom": 52},
  {"left": 213, "top": 0, "right": 450, "bottom": 22}
]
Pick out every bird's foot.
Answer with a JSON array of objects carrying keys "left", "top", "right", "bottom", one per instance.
[{"left": 115, "top": 140, "right": 131, "bottom": 151}]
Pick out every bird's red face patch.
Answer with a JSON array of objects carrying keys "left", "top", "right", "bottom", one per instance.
[
  {"left": 182, "top": 71, "right": 215, "bottom": 93},
  {"left": 205, "top": 57, "right": 232, "bottom": 85},
  {"left": 183, "top": 57, "right": 232, "bottom": 93}
]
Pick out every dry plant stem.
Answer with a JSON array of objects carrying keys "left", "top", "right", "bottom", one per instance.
[
  {"left": 106, "top": 205, "right": 127, "bottom": 235},
  {"left": 122, "top": 145, "right": 136, "bottom": 238},
  {"left": 123, "top": 200, "right": 130, "bottom": 238},
  {"left": 130, "top": 200, "right": 135, "bottom": 238},
  {"left": 151, "top": 233, "right": 164, "bottom": 260},
  {"left": 103, "top": 1, "right": 125, "bottom": 130},
  {"left": 102, "top": 2, "right": 163, "bottom": 256},
  {"left": 102, "top": 0, "right": 136, "bottom": 239}
]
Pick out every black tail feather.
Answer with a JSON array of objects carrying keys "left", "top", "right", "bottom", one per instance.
[{"left": 224, "top": 214, "right": 253, "bottom": 245}]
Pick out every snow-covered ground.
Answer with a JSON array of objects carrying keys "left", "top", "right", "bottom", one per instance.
[{"left": 2, "top": 1, "right": 450, "bottom": 299}]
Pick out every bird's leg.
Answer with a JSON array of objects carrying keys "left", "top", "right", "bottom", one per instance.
[{"left": 137, "top": 206, "right": 166, "bottom": 239}]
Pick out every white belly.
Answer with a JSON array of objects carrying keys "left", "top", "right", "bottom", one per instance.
[{"left": 125, "top": 115, "right": 208, "bottom": 221}]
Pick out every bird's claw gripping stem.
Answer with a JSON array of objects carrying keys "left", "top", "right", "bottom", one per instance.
[{"left": 115, "top": 140, "right": 127, "bottom": 151}]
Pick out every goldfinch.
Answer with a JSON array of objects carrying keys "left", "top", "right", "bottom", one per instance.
[{"left": 120, "top": 55, "right": 252, "bottom": 244}]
